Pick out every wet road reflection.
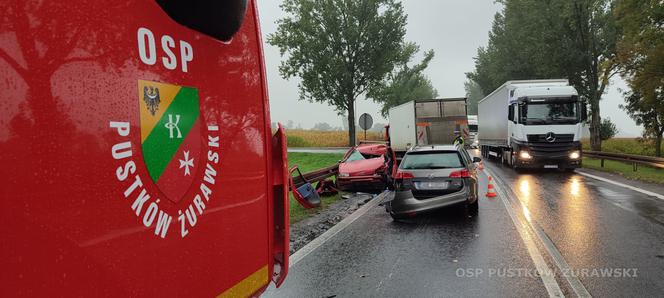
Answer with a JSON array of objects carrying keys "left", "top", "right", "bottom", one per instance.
[
  {"left": 487, "top": 162, "right": 664, "bottom": 296},
  {"left": 268, "top": 187, "right": 548, "bottom": 297},
  {"left": 271, "top": 151, "right": 664, "bottom": 297}
]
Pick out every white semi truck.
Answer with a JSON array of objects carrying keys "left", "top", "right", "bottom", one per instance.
[
  {"left": 388, "top": 98, "right": 468, "bottom": 157},
  {"left": 478, "top": 80, "right": 586, "bottom": 170}
]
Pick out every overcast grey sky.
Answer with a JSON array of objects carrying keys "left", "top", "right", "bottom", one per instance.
[{"left": 257, "top": 0, "right": 642, "bottom": 137}]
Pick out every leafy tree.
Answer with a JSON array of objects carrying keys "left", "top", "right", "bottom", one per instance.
[
  {"left": 615, "top": 0, "right": 664, "bottom": 156},
  {"left": 269, "top": 0, "right": 411, "bottom": 146},
  {"left": 558, "top": 0, "right": 620, "bottom": 151},
  {"left": 599, "top": 118, "right": 618, "bottom": 141},
  {"left": 464, "top": 80, "right": 484, "bottom": 115},
  {"left": 371, "top": 46, "right": 438, "bottom": 117},
  {"left": 621, "top": 91, "right": 663, "bottom": 156},
  {"left": 467, "top": 0, "right": 562, "bottom": 94},
  {"left": 467, "top": 0, "right": 619, "bottom": 151}
]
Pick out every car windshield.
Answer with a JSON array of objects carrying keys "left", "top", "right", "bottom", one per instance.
[
  {"left": 400, "top": 151, "right": 464, "bottom": 169},
  {"left": 519, "top": 100, "right": 578, "bottom": 125},
  {"left": 344, "top": 149, "right": 381, "bottom": 162}
]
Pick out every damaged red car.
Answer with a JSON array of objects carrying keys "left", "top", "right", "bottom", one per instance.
[{"left": 337, "top": 142, "right": 397, "bottom": 193}]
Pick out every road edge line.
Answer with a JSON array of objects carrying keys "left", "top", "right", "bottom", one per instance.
[
  {"left": 530, "top": 224, "right": 591, "bottom": 297},
  {"left": 576, "top": 171, "right": 664, "bottom": 201},
  {"left": 289, "top": 191, "right": 387, "bottom": 268},
  {"left": 488, "top": 168, "right": 592, "bottom": 297},
  {"left": 483, "top": 168, "right": 564, "bottom": 298}
]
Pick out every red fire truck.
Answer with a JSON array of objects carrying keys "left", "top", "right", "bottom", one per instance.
[{"left": 1, "top": 0, "right": 289, "bottom": 296}]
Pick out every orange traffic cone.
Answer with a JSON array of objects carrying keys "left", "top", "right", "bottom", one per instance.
[{"left": 486, "top": 176, "right": 497, "bottom": 198}]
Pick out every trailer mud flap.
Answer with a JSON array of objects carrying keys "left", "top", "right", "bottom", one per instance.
[{"left": 270, "top": 124, "right": 289, "bottom": 287}]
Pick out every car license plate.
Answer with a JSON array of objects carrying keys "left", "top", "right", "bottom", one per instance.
[
  {"left": 544, "top": 165, "right": 558, "bottom": 169},
  {"left": 415, "top": 181, "right": 448, "bottom": 190}
]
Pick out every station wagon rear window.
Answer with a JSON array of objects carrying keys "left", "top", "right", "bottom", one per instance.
[{"left": 400, "top": 151, "right": 464, "bottom": 169}]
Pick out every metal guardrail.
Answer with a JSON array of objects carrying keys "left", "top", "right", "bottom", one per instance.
[
  {"left": 290, "top": 164, "right": 339, "bottom": 188},
  {"left": 584, "top": 150, "right": 664, "bottom": 171}
]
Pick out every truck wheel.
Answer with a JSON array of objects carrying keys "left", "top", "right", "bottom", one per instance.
[
  {"left": 511, "top": 154, "right": 521, "bottom": 171},
  {"left": 501, "top": 150, "right": 509, "bottom": 165}
]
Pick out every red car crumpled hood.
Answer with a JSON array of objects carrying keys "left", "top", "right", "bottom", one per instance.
[{"left": 339, "top": 157, "right": 385, "bottom": 176}]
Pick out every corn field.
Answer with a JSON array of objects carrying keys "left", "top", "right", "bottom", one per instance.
[{"left": 286, "top": 129, "right": 384, "bottom": 147}]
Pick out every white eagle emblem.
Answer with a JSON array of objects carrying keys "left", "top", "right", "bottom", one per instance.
[{"left": 143, "top": 86, "right": 160, "bottom": 116}]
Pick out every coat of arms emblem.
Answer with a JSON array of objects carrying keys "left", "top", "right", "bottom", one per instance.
[{"left": 138, "top": 80, "right": 202, "bottom": 203}]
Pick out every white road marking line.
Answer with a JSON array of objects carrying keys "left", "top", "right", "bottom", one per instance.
[
  {"left": 289, "top": 191, "right": 387, "bottom": 268},
  {"left": 531, "top": 224, "right": 592, "bottom": 298},
  {"left": 483, "top": 168, "right": 564, "bottom": 298},
  {"left": 487, "top": 167, "right": 593, "bottom": 298},
  {"left": 576, "top": 171, "right": 664, "bottom": 201}
]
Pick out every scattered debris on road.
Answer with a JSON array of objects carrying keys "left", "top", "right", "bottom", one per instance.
[{"left": 289, "top": 192, "right": 375, "bottom": 254}]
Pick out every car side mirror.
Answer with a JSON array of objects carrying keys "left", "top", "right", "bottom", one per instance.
[{"left": 472, "top": 157, "right": 482, "bottom": 163}]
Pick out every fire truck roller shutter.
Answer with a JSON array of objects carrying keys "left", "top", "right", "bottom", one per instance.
[{"left": 157, "top": 0, "right": 248, "bottom": 41}]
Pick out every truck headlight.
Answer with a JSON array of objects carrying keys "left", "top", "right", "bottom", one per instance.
[
  {"left": 519, "top": 151, "right": 532, "bottom": 159},
  {"left": 569, "top": 151, "right": 580, "bottom": 159},
  {"left": 339, "top": 173, "right": 350, "bottom": 177}
]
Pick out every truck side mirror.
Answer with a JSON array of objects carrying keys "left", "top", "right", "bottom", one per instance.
[{"left": 157, "top": 0, "right": 248, "bottom": 41}]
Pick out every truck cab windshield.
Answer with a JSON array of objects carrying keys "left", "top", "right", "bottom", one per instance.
[{"left": 519, "top": 100, "right": 578, "bottom": 125}]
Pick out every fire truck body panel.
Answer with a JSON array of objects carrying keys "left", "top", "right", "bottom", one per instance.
[{"left": 1, "top": 0, "right": 287, "bottom": 296}]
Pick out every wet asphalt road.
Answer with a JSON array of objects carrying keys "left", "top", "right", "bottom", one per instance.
[{"left": 267, "top": 150, "right": 664, "bottom": 297}]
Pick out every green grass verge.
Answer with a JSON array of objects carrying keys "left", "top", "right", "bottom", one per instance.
[
  {"left": 288, "top": 152, "right": 345, "bottom": 223},
  {"left": 582, "top": 138, "right": 664, "bottom": 157},
  {"left": 288, "top": 152, "right": 343, "bottom": 172},
  {"left": 582, "top": 157, "right": 664, "bottom": 184}
]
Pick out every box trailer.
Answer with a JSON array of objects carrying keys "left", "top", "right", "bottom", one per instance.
[
  {"left": 388, "top": 98, "right": 468, "bottom": 155},
  {"left": 478, "top": 80, "right": 586, "bottom": 170}
]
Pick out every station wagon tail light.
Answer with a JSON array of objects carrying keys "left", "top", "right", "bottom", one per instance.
[
  {"left": 449, "top": 169, "right": 470, "bottom": 178},
  {"left": 395, "top": 171, "right": 414, "bottom": 179}
]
